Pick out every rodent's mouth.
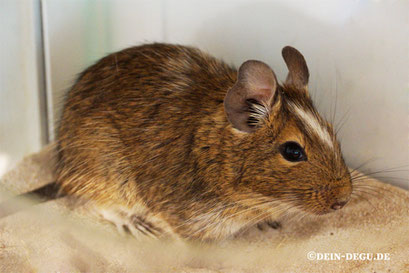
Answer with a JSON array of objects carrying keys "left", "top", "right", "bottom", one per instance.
[{"left": 305, "top": 198, "right": 350, "bottom": 216}]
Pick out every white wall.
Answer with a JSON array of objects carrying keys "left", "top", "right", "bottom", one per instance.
[
  {"left": 0, "top": 0, "right": 47, "bottom": 177},
  {"left": 6, "top": 0, "right": 409, "bottom": 188}
]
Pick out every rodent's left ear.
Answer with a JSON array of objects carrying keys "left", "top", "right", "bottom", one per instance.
[
  {"left": 224, "top": 60, "right": 277, "bottom": 133},
  {"left": 282, "top": 46, "right": 309, "bottom": 89}
]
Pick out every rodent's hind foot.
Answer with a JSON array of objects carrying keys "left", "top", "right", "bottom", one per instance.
[{"left": 257, "top": 220, "right": 281, "bottom": 231}]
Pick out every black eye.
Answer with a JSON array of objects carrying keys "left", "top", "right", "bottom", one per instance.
[{"left": 279, "top": 141, "right": 306, "bottom": 162}]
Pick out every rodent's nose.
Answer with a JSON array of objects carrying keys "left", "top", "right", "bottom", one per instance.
[
  {"left": 329, "top": 183, "right": 352, "bottom": 211},
  {"left": 330, "top": 201, "right": 347, "bottom": 210}
]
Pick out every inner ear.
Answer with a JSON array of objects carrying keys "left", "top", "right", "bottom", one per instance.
[
  {"left": 224, "top": 60, "right": 278, "bottom": 133},
  {"left": 282, "top": 46, "right": 309, "bottom": 89}
]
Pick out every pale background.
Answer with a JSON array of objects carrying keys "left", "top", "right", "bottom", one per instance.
[{"left": 1, "top": 0, "right": 408, "bottom": 189}]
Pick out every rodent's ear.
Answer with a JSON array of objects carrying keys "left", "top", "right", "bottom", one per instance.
[
  {"left": 224, "top": 60, "right": 278, "bottom": 133},
  {"left": 282, "top": 46, "right": 309, "bottom": 89}
]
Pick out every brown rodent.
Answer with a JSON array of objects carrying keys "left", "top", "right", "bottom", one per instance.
[{"left": 55, "top": 43, "right": 352, "bottom": 241}]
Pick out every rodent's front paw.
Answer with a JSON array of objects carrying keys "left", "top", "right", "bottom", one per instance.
[
  {"left": 98, "top": 208, "right": 162, "bottom": 239},
  {"left": 256, "top": 221, "right": 281, "bottom": 231}
]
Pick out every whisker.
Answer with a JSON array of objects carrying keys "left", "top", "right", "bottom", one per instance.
[
  {"left": 349, "top": 158, "right": 379, "bottom": 175},
  {"left": 350, "top": 191, "right": 377, "bottom": 211},
  {"left": 335, "top": 107, "right": 351, "bottom": 135},
  {"left": 353, "top": 183, "right": 402, "bottom": 200},
  {"left": 351, "top": 165, "right": 409, "bottom": 178},
  {"left": 352, "top": 188, "right": 385, "bottom": 202}
]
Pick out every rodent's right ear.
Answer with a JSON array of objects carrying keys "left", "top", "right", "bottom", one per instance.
[
  {"left": 282, "top": 46, "right": 309, "bottom": 89},
  {"left": 224, "top": 60, "right": 278, "bottom": 133}
]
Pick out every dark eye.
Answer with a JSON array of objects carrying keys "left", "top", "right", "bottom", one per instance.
[{"left": 279, "top": 141, "right": 306, "bottom": 162}]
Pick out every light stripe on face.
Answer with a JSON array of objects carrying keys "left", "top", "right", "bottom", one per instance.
[{"left": 289, "top": 102, "right": 334, "bottom": 149}]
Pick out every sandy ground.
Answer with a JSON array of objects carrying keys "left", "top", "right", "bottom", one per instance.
[{"left": 0, "top": 145, "right": 408, "bottom": 272}]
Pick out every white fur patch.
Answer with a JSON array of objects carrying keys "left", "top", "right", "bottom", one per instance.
[{"left": 289, "top": 103, "right": 333, "bottom": 148}]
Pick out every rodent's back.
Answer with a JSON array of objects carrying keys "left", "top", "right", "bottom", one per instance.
[{"left": 57, "top": 43, "right": 237, "bottom": 207}]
